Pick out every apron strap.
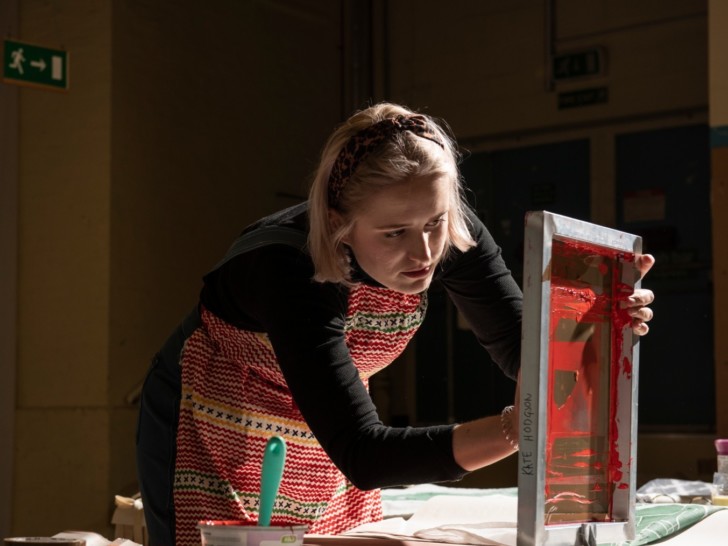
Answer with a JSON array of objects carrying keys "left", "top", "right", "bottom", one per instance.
[{"left": 208, "top": 225, "right": 308, "bottom": 274}]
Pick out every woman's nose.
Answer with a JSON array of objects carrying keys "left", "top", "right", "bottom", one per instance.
[{"left": 407, "top": 233, "right": 431, "bottom": 262}]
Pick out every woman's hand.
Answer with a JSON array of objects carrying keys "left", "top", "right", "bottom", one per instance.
[{"left": 627, "top": 254, "right": 655, "bottom": 336}]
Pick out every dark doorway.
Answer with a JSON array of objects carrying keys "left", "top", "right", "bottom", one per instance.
[{"left": 616, "top": 124, "right": 714, "bottom": 431}]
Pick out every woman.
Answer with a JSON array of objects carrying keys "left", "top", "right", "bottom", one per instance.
[{"left": 136, "top": 103, "right": 655, "bottom": 545}]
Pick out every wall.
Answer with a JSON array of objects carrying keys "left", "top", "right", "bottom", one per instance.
[
  {"left": 0, "top": 0, "right": 19, "bottom": 540},
  {"left": 386, "top": 0, "right": 706, "bottom": 140},
  {"left": 13, "top": 0, "right": 113, "bottom": 536},
  {"left": 6, "top": 0, "right": 343, "bottom": 538}
]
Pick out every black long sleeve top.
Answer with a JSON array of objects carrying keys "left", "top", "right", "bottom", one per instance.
[{"left": 200, "top": 202, "right": 522, "bottom": 490}]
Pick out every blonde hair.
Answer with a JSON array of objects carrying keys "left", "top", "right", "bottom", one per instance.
[{"left": 308, "top": 103, "right": 476, "bottom": 284}]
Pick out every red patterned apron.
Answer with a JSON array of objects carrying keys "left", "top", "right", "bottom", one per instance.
[{"left": 173, "top": 284, "right": 426, "bottom": 545}]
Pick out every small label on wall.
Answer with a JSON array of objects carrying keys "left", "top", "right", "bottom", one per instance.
[
  {"left": 623, "top": 189, "right": 666, "bottom": 223},
  {"left": 711, "top": 126, "right": 728, "bottom": 148},
  {"left": 558, "top": 87, "right": 608, "bottom": 109}
]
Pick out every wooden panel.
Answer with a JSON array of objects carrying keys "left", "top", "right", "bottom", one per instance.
[{"left": 712, "top": 146, "right": 728, "bottom": 436}]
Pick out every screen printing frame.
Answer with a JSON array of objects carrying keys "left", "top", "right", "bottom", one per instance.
[{"left": 517, "top": 211, "right": 642, "bottom": 546}]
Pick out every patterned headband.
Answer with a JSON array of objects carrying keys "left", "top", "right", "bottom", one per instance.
[{"left": 327, "top": 114, "right": 445, "bottom": 208}]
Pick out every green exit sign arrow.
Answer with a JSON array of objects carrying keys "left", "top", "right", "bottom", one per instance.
[{"left": 3, "top": 39, "right": 69, "bottom": 91}]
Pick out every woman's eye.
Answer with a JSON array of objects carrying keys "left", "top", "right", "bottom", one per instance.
[
  {"left": 426, "top": 217, "right": 445, "bottom": 228},
  {"left": 385, "top": 229, "right": 404, "bottom": 238}
]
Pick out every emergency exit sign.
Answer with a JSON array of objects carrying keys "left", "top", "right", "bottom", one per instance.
[
  {"left": 3, "top": 39, "right": 68, "bottom": 91},
  {"left": 552, "top": 48, "right": 603, "bottom": 81}
]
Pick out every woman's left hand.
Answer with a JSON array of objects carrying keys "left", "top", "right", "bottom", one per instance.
[{"left": 627, "top": 254, "right": 655, "bottom": 336}]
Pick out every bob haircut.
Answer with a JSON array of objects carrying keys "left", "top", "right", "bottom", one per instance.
[{"left": 308, "top": 102, "right": 476, "bottom": 284}]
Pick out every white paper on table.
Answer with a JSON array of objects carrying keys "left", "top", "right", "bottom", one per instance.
[
  {"left": 345, "top": 495, "right": 518, "bottom": 546},
  {"left": 53, "top": 531, "right": 142, "bottom": 546}
]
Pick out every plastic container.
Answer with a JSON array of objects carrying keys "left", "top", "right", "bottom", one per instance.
[
  {"left": 716, "top": 439, "right": 728, "bottom": 474},
  {"left": 713, "top": 439, "right": 728, "bottom": 505},
  {"left": 198, "top": 521, "right": 307, "bottom": 546}
]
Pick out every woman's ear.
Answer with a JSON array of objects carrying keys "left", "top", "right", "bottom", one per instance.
[{"left": 328, "top": 208, "right": 349, "bottom": 244}]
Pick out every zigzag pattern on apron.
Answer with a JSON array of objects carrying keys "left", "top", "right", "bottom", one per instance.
[{"left": 173, "top": 284, "right": 427, "bottom": 545}]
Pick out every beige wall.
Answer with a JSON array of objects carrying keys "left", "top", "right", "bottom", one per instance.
[
  {"left": 6, "top": 0, "right": 342, "bottom": 538},
  {"left": 0, "top": 1, "right": 19, "bottom": 539},
  {"left": 709, "top": 0, "right": 728, "bottom": 128},
  {"left": 709, "top": 0, "right": 728, "bottom": 437},
  {"left": 13, "top": 0, "right": 113, "bottom": 537},
  {"left": 386, "top": 0, "right": 706, "bottom": 140},
  {"left": 3, "top": 0, "right": 726, "bottom": 539}
]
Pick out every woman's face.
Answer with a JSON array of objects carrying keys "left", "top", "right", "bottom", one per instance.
[{"left": 341, "top": 174, "right": 450, "bottom": 294}]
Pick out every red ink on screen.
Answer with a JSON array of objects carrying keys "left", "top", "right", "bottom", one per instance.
[
  {"left": 622, "top": 357, "right": 633, "bottom": 379},
  {"left": 545, "top": 237, "right": 635, "bottom": 524}
]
